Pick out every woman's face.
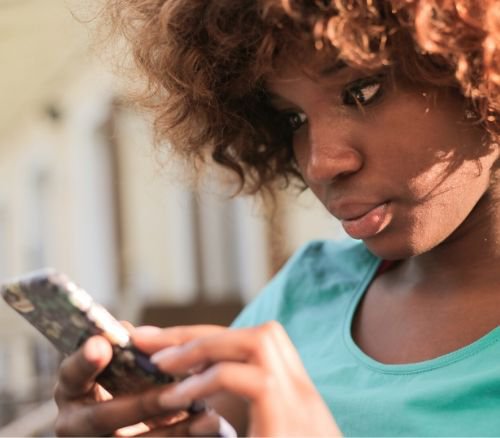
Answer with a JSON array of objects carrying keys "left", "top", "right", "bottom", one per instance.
[{"left": 266, "top": 61, "right": 499, "bottom": 260}]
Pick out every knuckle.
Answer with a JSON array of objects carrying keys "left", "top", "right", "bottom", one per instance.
[
  {"left": 253, "top": 322, "right": 280, "bottom": 350},
  {"left": 208, "top": 363, "right": 228, "bottom": 387},
  {"left": 210, "top": 363, "right": 243, "bottom": 391},
  {"left": 53, "top": 382, "right": 65, "bottom": 407},
  {"left": 163, "top": 326, "right": 180, "bottom": 341},
  {"left": 252, "top": 367, "right": 278, "bottom": 398},
  {"left": 259, "top": 372, "right": 276, "bottom": 394},
  {"left": 165, "top": 326, "right": 187, "bottom": 345},
  {"left": 253, "top": 326, "right": 269, "bottom": 347},
  {"left": 58, "top": 357, "right": 84, "bottom": 392},
  {"left": 135, "top": 391, "right": 156, "bottom": 418},
  {"left": 193, "top": 338, "right": 209, "bottom": 356},
  {"left": 246, "top": 330, "right": 268, "bottom": 362},
  {"left": 263, "top": 320, "right": 284, "bottom": 336},
  {"left": 57, "top": 357, "right": 71, "bottom": 385}
]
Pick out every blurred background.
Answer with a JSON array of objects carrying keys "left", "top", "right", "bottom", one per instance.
[{"left": 0, "top": 0, "right": 346, "bottom": 435}]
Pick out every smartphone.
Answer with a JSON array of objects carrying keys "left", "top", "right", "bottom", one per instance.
[{"left": 1, "top": 268, "right": 174, "bottom": 396}]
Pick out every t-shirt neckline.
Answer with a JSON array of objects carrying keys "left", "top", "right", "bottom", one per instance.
[{"left": 343, "top": 252, "right": 500, "bottom": 375}]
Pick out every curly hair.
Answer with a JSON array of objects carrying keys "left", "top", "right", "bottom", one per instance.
[{"left": 103, "top": 0, "right": 499, "bottom": 194}]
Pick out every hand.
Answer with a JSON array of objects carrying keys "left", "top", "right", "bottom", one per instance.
[
  {"left": 53, "top": 335, "right": 224, "bottom": 436},
  {"left": 133, "top": 322, "right": 342, "bottom": 437}
]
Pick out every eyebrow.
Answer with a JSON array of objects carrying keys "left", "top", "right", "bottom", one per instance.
[
  {"left": 319, "top": 60, "right": 347, "bottom": 77},
  {"left": 265, "top": 91, "right": 291, "bottom": 108},
  {"left": 264, "top": 60, "right": 348, "bottom": 105}
]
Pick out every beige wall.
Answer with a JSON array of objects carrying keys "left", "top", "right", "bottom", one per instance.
[{"left": 0, "top": 0, "right": 90, "bottom": 137}]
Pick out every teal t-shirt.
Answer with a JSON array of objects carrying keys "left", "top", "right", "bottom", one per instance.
[{"left": 232, "top": 239, "right": 500, "bottom": 436}]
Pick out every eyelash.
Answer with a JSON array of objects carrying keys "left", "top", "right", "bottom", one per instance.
[
  {"left": 280, "top": 75, "right": 385, "bottom": 132},
  {"left": 342, "top": 76, "right": 384, "bottom": 106}
]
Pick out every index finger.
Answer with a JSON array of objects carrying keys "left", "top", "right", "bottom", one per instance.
[
  {"left": 132, "top": 325, "right": 226, "bottom": 355},
  {"left": 56, "top": 335, "right": 113, "bottom": 400}
]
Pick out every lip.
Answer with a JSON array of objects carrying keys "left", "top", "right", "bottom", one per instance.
[{"left": 330, "top": 201, "right": 392, "bottom": 239}]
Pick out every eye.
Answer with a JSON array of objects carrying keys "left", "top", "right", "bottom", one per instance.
[
  {"left": 282, "top": 111, "right": 308, "bottom": 132},
  {"left": 342, "top": 75, "right": 384, "bottom": 106}
]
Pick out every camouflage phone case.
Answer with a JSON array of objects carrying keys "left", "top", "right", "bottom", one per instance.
[{"left": 1, "top": 269, "right": 174, "bottom": 395}]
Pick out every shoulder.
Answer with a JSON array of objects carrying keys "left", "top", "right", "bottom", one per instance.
[{"left": 232, "top": 239, "right": 378, "bottom": 328}]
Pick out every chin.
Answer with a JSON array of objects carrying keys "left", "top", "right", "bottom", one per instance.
[
  {"left": 363, "top": 240, "right": 413, "bottom": 261},
  {"left": 361, "top": 228, "right": 437, "bottom": 261}
]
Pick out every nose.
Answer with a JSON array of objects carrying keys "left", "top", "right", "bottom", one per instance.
[{"left": 303, "top": 129, "right": 363, "bottom": 185}]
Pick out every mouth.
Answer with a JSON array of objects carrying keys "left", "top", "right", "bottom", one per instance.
[{"left": 338, "top": 202, "right": 392, "bottom": 239}]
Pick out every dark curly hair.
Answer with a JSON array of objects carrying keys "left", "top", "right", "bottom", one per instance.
[{"left": 103, "top": 0, "right": 499, "bottom": 194}]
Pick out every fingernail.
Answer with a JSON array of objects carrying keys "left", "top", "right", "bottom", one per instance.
[
  {"left": 133, "top": 326, "right": 162, "bottom": 337},
  {"left": 188, "top": 363, "right": 206, "bottom": 375},
  {"left": 174, "top": 375, "right": 200, "bottom": 394},
  {"left": 85, "top": 337, "right": 108, "bottom": 362},
  {"left": 150, "top": 346, "right": 180, "bottom": 364}
]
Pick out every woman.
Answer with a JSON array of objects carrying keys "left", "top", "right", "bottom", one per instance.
[{"left": 55, "top": 0, "right": 500, "bottom": 435}]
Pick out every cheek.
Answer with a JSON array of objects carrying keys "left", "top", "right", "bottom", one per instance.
[
  {"left": 379, "top": 158, "right": 494, "bottom": 258},
  {"left": 414, "top": 156, "right": 492, "bottom": 222},
  {"left": 371, "top": 88, "right": 491, "bottom": 199},
  {"left": 291, "top": 130, "right": 310, "bottom": 171},
  {"left": 365, "top": 138, "right": 498, "bottom": 259},
  {"left": 407, "top": 156, "right": 486, "bottom": 200}
]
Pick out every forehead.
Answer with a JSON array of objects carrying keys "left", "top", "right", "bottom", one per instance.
[
  {"left": 264, "top": 58, "right": 372, "bottom": 102},
  {"left": 265, "top": 49, "right": 381, "bottom": 90},
  {"left": 269, "top": 49, "right": 340, "bottom": 79}
]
